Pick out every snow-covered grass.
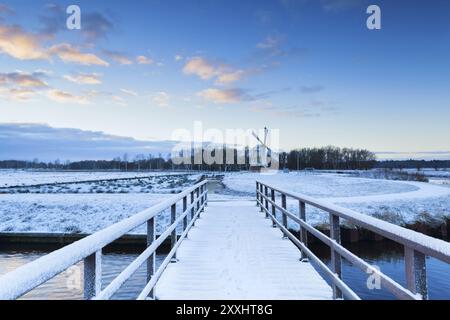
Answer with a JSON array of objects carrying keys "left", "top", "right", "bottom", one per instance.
[
  {"left": 1, "top": 170, "right": 449, "bottom": 235},
  {"left": 0, "top": 193, "right": 179, "bottom": 234},
  {"left": 223, "top": 171, "right": 450, "bottom": 228},
  {"left": 224, "top": 172, "right": 419, "bottom": 198},
  {"left": 0, "top": 171, "right": 202, "bottom": 235},
  {"left": 0, "top": 174, "right": 199, "bottom": 194},
  {"left": 0, "top": 170, "right": 193, "bottom": 188}
]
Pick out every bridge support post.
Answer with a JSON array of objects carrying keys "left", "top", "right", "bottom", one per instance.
[
  {"left": 147, "top": 217, "right": 155, "bottom": 298},
  {"left": 299, "top": 201, "right": 308, "bottom": 261},
  {"left": 264, "top": 186, "right": 269, "bottom": 218},
  {"left": 330, "top": 213, "right": 343, "bottom": 299},
  {"left": 171, "top": 203, "right": 178, "bottom": 262},
  {"left": 282, "top": 194, "right": 287, "bottom": 239},
  {"left": 405, "top": 247, "right": 428, "bottom": 299},
  {"left": 271, "top": 189, "right": 276, "bottom": 226},
  {"left": 84, "top": 250, "right": 102, "bottom": 299}
]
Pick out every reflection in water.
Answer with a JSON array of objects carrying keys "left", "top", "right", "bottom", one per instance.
[
  {"left": 309, "top": 240, "right": 450, "bottom": 300},
  {"left": 0, "top": 240, "right": 449, "bottom": 300},
  {"left": 0, "top": 250, "right": 165, "bottom": 300}
]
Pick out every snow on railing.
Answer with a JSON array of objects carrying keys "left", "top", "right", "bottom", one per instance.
[
  {"left": 0, "top": 180, "right": 208, "bottom": 300},
  {"left": 256, "top": 181, "right": 450, "bottom": 300}
]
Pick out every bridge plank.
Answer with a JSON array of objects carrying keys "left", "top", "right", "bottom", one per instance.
[{"left": 155, "top": 200, "right": 332, "bottom": 300}]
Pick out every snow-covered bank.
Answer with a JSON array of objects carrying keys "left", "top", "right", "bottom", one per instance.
[
  {"left": 0, "top": 194, "right": 175, "bottom": 234},
  {"left": 224, "top": 172, "right": 450, "bottom": 228}
]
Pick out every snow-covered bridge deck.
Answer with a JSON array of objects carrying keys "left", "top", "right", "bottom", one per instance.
[{"left": 155, "top": 200, "right": 332, "bottom": 300}]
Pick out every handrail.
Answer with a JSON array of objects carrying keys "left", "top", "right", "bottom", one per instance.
[
  {"left": 0, "top": 180, "right": 208, "bottom": 300},
  {"left": 256, "top": 180, "right": 450, "bottom": 300}
]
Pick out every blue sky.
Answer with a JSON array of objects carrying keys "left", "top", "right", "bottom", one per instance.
[{"left": 0, "top": 0, "right": 449, "bottom": 160}]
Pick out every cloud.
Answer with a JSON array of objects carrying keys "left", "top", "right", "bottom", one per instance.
[
  {"left": 136, "top": 55, "right": 153, "bottom": 65},
  {"left": 0, "top": 4, "right": 14, "bottom": 15},
  {"left": 250, "top": 99, "right": 337, "bottom": 118},
  {"left": 103, "top": 49, "right": 133, "bottom": 65},
  {"left": 112, "top": 95, "right": 127, "bottom": 106},
  {"left": 174, "top": 55, "right": 183, "bottom": 61},
  {"left": 82, "top": 12, "right": 114, "bottom": 41},
  {"left": 39, "top": 5, "right": 113, "bottom": 41},
  {"left": 257, "top": 35, "right": 283, "bottom": 49},
  {"left": 0, "top": 25, "right": 49, "bottom": 60},
  {"left": 46, "top": 89, "right": 89, "bottom": 104},
  {"left": 6, "top": 88, "right": 36, "bottom": 102},
  {"left": 300, "top": 85, "right": 325, "bottom": 94},
  {"left": 0, "top": 20, "right": 110, "bottom": 66},
  {"left": 0, "top": 123, "right": 177, "bottom": 161},
  {"left": 255, "top": 10, "right": 272, "bottom": 25},
  {"left": 120, "top": 89, "right": 138, "bottom": 97},
  {"left": 152, "top": 92, "right": 170, "bottom": 107},
  {"left": 216, "top": 70, "right": 245, "bottom": 85},
  {"left": 63, "top": 73, "right": 102, "bottom": 85},
  {"left": 197, "top": 88, "right": 247, "bottom": 104},
  {"left": 280, "top": 0, "right": 363, "bottom": 13},
  {"left": 183, "top": 57, "right": 217, "bottom": 80},
  {"left": 320, "top": 0, "right": 363, "bottom": 13},
  {"left": 49, "top": 43, "right": 109, "bottom": 66},
  {"left": 0, "top": 71, "right": 48, "bottom": 88},
  {"left": 183, "top": 57, "right": 246, "bottom": 85},
  {"left": 38, "top": 4, "right": 64, "bottom": 38}
]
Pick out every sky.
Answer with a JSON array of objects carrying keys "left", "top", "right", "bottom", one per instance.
[{"left": 0, "top": 0, "right": 449, "bottom": 161}]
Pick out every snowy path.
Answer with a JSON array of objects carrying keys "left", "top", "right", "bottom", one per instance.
[{"left": 155, "top": 200, "right": 332, "bottom": 300}]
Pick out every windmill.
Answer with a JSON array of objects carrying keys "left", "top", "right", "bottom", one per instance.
[{"left": 250, "top": 127, "right": 273, "bottom": 172}]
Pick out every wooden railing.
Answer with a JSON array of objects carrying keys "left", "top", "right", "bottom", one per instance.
[
  {"left": 256, "top": 181, "right": 450, "bottom": 300},
  {"left": 0, "top": 180, "right": 208, "bottom": 300}
]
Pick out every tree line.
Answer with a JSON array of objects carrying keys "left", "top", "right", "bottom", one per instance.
[
  {"left": 0, "top": 146, "right": 383, "bottom": 171},
  {"left": 280, "top": 146, "right": 376, "bottom": 170}
]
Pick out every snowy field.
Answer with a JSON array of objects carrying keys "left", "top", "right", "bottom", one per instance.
[
  {"left": 0, "top": 170, "right": 192, "bottom": 188},
  {"left": 223, "top": 172, "right": 450, "bottom": 228},
  {"left": 0, "top": 193, "right": 174, "bottom": 234},
  {"left": 0, "top": 174, "right": 200, "bottom": 194},
  {"left": 0, "top": 170, "right": 449, "bottom": 235},
  {"left": 0, "top": 171, "right": 201, "bottom": 234}
]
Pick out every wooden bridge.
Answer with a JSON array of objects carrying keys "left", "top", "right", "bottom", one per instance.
[{"left": 0, "top": 180, "right": 449, "bottom": 300}]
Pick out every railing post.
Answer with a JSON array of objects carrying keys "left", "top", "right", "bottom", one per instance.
[
  {"left": 330, "top": 213, "right": 343, "bottom": 299},
  {"left": 84, "top": 250, "right": 102, "bottom": 299},
  {"left": 299, "top": 201, "right": 308, "bottom": 261},
  {"left": 204, "top": 183, "right": 208, "bottom": 207},
  {"left": 196, "top": 187, "right": 200, "bottom": 215},
  {"left": 259, "top": 184, "right": 263, "bottom": 212},
  {"left": 171, "top": 203, "right": 177, "bottom": 262},
  {"left": 405, "top": 247, "right": 428, "bottom": 299},
  {"left": 281, "top": 194, "right": 287, "bottom": 238},
  {"left": 183, "top": 196, "right": 188, "bottom": 232},
  {"left": 264, "top": 186, "right": 269, "bottom": 218},
  {"left": 190, "top": 191, "right": 195, "bottom": 225},
  {"left": 256, "top": 182, "right": 259, "bottom": 207},
  {"left": 147, "top": 217, "right": 155, "bottom": 298},
  {"left": 271, "top": 189, "right": 276, "bottom": 227},
  {"left": 200, "top": 185, "right": 205, "bottom": 212}
]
